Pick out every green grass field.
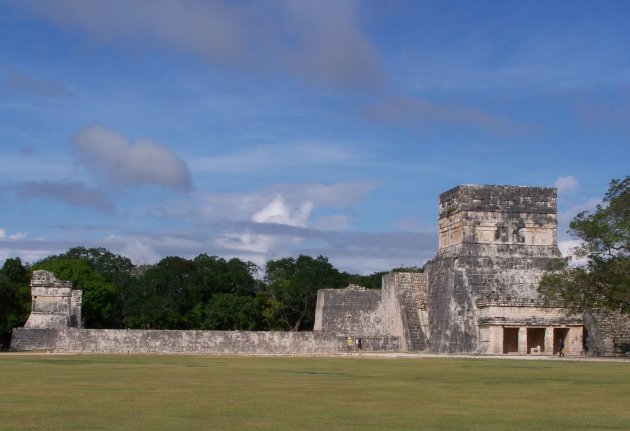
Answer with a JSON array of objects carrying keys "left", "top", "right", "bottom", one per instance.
[{"left": 1, "top": 354, "right": 629, "bottom": 431}]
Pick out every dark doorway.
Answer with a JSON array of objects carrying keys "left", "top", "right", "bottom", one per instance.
[
  {"left": 527, "top": 328, "right": 546, "bottom": 354},
  {"left": 554, "top": 328, "right": 569, "bottom": 354},
  {"left": 503, "top": 327, "right": 519, "bottom": 354}
]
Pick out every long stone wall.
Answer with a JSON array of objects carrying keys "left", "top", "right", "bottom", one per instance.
[{"left": 10, "top": 328, "right": 399, "bottom": 355}]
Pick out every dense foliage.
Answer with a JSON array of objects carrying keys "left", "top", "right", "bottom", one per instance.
[
  {"left": 264, "top": 255, "right": 348, "bottom": 331},
  {"left": 539, "top": 176, "right": 630, "bottom": 314},
  {"left": 2, "top": 247, "right": 419, "bottom": 340},
  {"left": 0, "top": 258, "right": 30, "bottom": 349}
]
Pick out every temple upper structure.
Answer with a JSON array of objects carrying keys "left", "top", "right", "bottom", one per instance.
[{"left": 24, "top": 270, "right": 82, "bottom": 329}]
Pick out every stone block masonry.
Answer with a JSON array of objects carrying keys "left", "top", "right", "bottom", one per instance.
[
  {"left": 584, "top": 310, "right": 630, "bottom": 356},
  {"left": 314, "top": 274, "right": 429, "bottom": 352}
]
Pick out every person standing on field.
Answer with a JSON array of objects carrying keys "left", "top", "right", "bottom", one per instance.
[{"left": 346, "top": 336, "right": 353, "bottom": 355}]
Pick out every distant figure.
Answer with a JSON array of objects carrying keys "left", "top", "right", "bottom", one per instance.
[
  {"left": 357, "top": 338, "right": 363, "bottom": 353},
  {"left": 346, "top": 336, "right": 353, "bottom": 355},
  {"left": 558, "top": 338, "right": 565, "bottom": 357}
]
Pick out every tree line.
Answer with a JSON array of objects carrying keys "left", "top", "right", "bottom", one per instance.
[{"left": 0, "top": 248, "right": 421, "bottom": 348}]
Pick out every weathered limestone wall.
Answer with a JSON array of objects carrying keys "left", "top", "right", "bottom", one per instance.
[
  {"left": 426, "top": 185, "right": 568, "bottom": 353},
  {"left": 313, "top": 274, "right": 429, "bottom": 351},
  {"left": 437, "top": 185, "right": 558, "bottom": 250},
  {"left": 10, "top": 328, "right": 399, "bottom": 354},
  {"left": 382, "top": 272, "right": 429, "bottom": 351},
  {"left": 477, "top": 303, "right": 583, "bottom": 327},
  {"left": 313, "top": 286, "right": 385, "bottom": 336},
  {"left": 584, "top": 310, "right": 630, "bottom": 356}
]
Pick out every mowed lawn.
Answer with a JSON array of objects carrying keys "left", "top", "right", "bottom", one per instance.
[{"left": 1, "top": 354, "right": 629, "bottom": 431}]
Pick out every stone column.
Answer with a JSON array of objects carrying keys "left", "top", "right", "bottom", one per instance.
[
  {"left": 544, "top": 326, "right": 554, "bottom": 354},
  {"left": 518, "top": 327, "right": 528, "bottom": 355},
  {"left": 567, "top": 327, "right": 584, "bottom": 355}
]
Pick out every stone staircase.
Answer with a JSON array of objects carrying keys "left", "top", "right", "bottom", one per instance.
[{"left": 398, "top": 287, "right": 429, "bottom": 351}]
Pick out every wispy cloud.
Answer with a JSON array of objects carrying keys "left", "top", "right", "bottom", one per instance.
[
  {"left": 105, "top": 224, "right": 437, "bottom": 274},
  {"left": 72, "top": 125, "right": 192, "bottom": 191},
  {"left": 364, "top": 94, "right": 528, "bottom": 134},
  {"left": 16, "top": 180, "right": 115, "bottom": 212},
  {"left": 3, "top": 70, "right": 72, "bottom": 98},
  {"left": 190, "top": 142, "right": 362, "bottom": 174},
  {"left": 557, "top": 198, "right": 600, "bottom": 225},
  {"left": 152, "top": 181, "right": 377, "bottom": 225}
]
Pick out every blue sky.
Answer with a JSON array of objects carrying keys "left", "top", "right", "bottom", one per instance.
[{"left": 1, "top": 0, "right": 628, "bottom": 274}]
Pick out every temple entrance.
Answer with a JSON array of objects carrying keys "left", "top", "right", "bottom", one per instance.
[
  {"left": 553, "top": 328, "right": 569, "bottom": 354},
  {"left": 527, "top": 328, "right": 546, "bottom": 354},
  {"left": 503, "top": 327, "right": 519, "bottom": 354}
]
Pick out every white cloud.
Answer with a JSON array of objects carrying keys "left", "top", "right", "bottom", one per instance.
[
  {"left": 215, "top": 231, "right": 303, "bottom": 255},
  {"left": 118, "top": 238, "right": 161, "bottom": 266},
  {"left": 72, "top": 125, "right": 191, "bottom": 191},
  {"left": 252, "top": 195, "right": 314, "bottom": 227},
  {"left": 0, "top": 229, "right": 28, "bottom": 241},
  {"left": 555, "top": 175, "right": 579, "bottom": 195}
]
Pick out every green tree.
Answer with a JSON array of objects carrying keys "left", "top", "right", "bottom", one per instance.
[
  {"left": 32, "top": 258, "right": 121, "bottom": 329},
  {"left": 123, "top": 256, "right": 198, "bottom": 329},
  {"left": 539, "top": 176, "right": 630, "bottom": 314},
  {"left": 264, "top": 255, "right": 348, "bottom": 331},
  {"left": 193, "top": 254, "right": 259, "bottom": 299},
  {"left": 123, "top": 255, "right": 260, "bottom": 330},
  {"left": 0, "top": 258, "right": 31, "bottom": 349},
  {"left": 59, "top": 247, "right": 135, "bottom": 283},
  {"left": 203, "top": 293, "right": 258, "bottom": 330}
]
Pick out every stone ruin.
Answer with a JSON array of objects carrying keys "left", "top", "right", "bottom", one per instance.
[
  {"left": 426, "top": 184, "right": 584, "bottom": 354},
  {"left": 314, "top": 272, "right": 429, "bottom": 352},
  {"left": 11, "top": 184, "right": 630, "bottom": 356},
  {"left": 315, "top": 184, "right": 630, "bottom": 356},
  {"left": 24, "top": 270, "right": 82, "bottom": 329}
]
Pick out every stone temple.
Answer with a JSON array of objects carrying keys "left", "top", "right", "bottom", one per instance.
[
  {"left": 24, "top": 270, "right": 82, "bottom": 329},
  {"left": 315, "top": 185, "right": 584, "bottom": 355}
]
